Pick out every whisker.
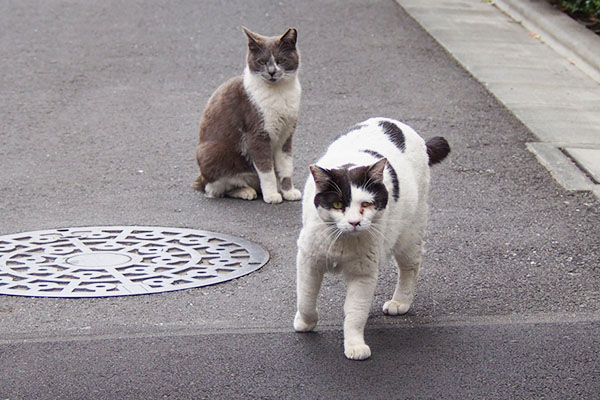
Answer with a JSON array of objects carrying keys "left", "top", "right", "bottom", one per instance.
[
  {"left": 325, "top": 228, "right": 343, "bottom": 269},
  {"left": 367, "top": 225, "right": 386, "bottom": 242},
  {"left": 366, "top": 230, "right": 382, "bottom": 245},
  {"left": 313, "top": 220, "right": 337, "bottom": 227}
]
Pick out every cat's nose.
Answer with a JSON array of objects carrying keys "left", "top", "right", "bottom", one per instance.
[{"left": 349, "top": 221, "right": 360, "bottom": 228}]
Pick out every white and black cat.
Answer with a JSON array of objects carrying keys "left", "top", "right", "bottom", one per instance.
[
  {"left": 294, "top": 117, "right": 450, "bottom": 360},
  {"left": 194, "top": 27, "right": 302, "bottom": 203}
]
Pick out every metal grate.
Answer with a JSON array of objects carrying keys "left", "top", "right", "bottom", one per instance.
[{"left": 0, "top": 226, "right": 269, "bottom": 298}]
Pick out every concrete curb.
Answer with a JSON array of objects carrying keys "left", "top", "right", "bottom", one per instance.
[
  {"left": 526, "top": 142, "right": 594, "bottom": 191},
  {"left": 494, "top": 0, "right": 600, "bottom": 83},
  {"left": 494, "top": 0, "right": 600, "bottom": 199},
  {"left": 396, "top": 0, "right": 600, "bottom": 200}
]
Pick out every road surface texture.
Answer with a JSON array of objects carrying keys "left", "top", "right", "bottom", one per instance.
[{"left": 1, "top": 0, "right": 599, "bottom": 398}]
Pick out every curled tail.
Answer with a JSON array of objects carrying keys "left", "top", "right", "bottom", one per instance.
[
  {"left": 192, "top": 174, "right": 206, "bottom": 191},
  {"left": 426, "top": 137, "right": 450, "bottom": 166}
]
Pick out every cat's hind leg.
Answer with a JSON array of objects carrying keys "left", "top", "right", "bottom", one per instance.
[
  {"left": 383, "top": 241, "right": 423, "bottom": 316},
  {"left": 204, "top": 180, "right": 228, "bottom": 198},
  {"left": 192, "top": 174, "right": 206, "bottom": 191},
  {"left": 205, "top": 174, "right": 260, "bottom": 200},
  {"left": 226, "top": 173, "right": 260, "bottom": 200},
  {"left": 227, "top": 187, "right": 257, "bottom": 200}
]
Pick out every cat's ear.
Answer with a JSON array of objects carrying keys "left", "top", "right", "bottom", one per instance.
[
  {"left": 367, "top": 158, "right": 387, "bottom": 183},
  {"left": 242, "top": 26, "right": 263, "bottom": 52},
  {"left": 309, "top": 165, "right": 331, "bottom": 191},
  {"left": 279, "top": 27, "right": 297, "bottom": 50}
]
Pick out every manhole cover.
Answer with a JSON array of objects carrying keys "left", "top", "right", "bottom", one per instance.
[{"left": 0, "top": 226, "right": 269, "bottom": 298}]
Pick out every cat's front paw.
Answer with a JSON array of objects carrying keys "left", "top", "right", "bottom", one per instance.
[
  {"left": 383, "top": 299, "right": 411, "bottom": 316},
  {"left": 263, "top": 192, "right": 283, "bottom": 204},
  {"left": 344, "top": 342, "right": 371, "bottom": 360},
  {"left": 293, "top": 311, "right": 317, "bottom": 332},
  {"left": 282, "top": 188, "right": 302, "bottom": 201}
]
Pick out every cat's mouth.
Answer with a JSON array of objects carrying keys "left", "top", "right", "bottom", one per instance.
[
  {"left": 339, "top": 224, "right": 369, "bottom": 235},
  {"left": 261, "top": 73, "right": 281, "bottom": 83}
]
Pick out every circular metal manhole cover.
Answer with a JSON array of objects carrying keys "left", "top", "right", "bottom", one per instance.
[{"left": 0, "top": 226, "right": 269, "bottom": 298}]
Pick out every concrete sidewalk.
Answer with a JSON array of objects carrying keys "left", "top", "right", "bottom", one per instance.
[{"left": 397, "top": 0, "right": 600, "bottom": 199}]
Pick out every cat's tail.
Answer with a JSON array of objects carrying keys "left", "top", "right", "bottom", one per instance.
[
  {"left": 426, "top": 137, "right": 450, "bottom": 166},
  {"left": 192, "top": 174, "right": 206, "bottom": 191}
]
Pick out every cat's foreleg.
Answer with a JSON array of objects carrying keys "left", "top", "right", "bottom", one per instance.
[
  {"left": 383, "top": 244, "right": 423, "bottom": 316},
  {"left": 294, "top": 248, "right": 324, "bottom": 332},
  {"left": 275, "top": 137, "right": 301, "bottom": 201},
  {"left": 254, "top": 167, "right": 282, "bottom": 203},
  {"left": 248, "top": 139, "right": 283, "bottom": 203},
  {"left": 342, "top": 270, "right": 378, "bottom": 360}
]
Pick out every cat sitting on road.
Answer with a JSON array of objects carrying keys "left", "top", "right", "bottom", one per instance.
[
  {"left": 294, "top": 117, "right": 450, "bottom": 360},
  {"left": 193, "top": 27, "right": 302, "bottom": 204}
]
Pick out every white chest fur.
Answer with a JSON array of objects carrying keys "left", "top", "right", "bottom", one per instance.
[{"left": 243, "top": 67, "right": 301, "bottom": 144}]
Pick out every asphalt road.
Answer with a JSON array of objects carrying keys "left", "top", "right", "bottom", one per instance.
[{"left": 1, "top": 0, "right": 599, "bottom": 398}]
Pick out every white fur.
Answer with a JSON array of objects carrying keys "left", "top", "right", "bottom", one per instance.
[
  {"left": 255, "top": 167, "right": 282, "bottom": 204},
  {"left": 243, "top": 67, "right": 302, "bottom": 202},
  {"left": 294, "top": 118, "right": 432, "bottom": 360}
]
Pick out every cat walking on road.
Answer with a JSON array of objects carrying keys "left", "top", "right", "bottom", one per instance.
[
  {"left": 294, "top": 117, "right": 450, "bottom": 360},
  {"left": 194, "top": 27, "right": 302, "bottom": 204}
]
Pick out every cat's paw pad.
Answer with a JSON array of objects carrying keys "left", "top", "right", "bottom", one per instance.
[
  {"left": 344, "top": 343, "right": 371, "bottom": 360},
  {"left": 293, "top": 311, "right": 317, "bottom": 332},
  {"left": 228, "top": 187, "right": 257, "bottom": 200},
  {"left": 282, "top": 188, "right": 302, "bottom": 201},
  {"left": 383, "top": 299, "right": 411, "bottom": 316},
  {"left": 263, "top": 192, "right": 283, "bottom": 204}
]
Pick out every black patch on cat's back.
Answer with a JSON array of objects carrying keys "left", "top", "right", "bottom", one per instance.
[
  {"left": 360, "top": 149, "right": 400, "bottom": 201},
  {"left": 361, "top": 149, "right": 384, "bottom": 159},
  {"left": 379, "top": 120, "right": 405, "bottom": 151}
]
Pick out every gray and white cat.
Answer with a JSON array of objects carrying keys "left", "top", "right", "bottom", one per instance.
[
  {"left": 194, "top": 27, "right": 302, "bottom": 203},
  {"left": 294, "top": 117, "right": 450, "bottom": 360}
]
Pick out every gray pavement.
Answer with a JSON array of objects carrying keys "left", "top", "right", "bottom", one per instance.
[{"left": 1, "top": 0, "right": 599, "bottom": 399}]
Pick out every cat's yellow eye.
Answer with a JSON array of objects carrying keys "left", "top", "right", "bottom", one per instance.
[
  {"left": 361, "top": 202, "right": 373, "bottom": 208},
  {"left": 332, "top": 201, "right": 344, "bottom": 210},
  {"left": 258, "top": 59, "right": 267, "bottom": 65}
]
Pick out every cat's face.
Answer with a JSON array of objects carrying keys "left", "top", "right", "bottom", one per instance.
[
  {"left": 310, "top": 159, "right": 388, "bottom": 234},
  {"left": 243, "top": 27, "right": 299, "bottom": 84}
]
